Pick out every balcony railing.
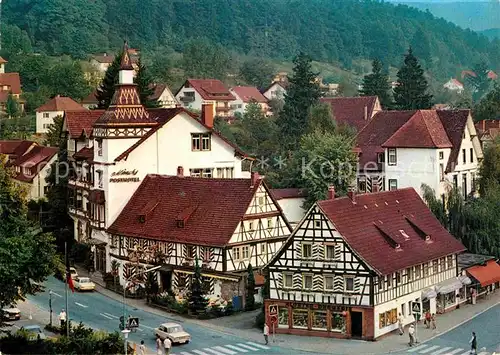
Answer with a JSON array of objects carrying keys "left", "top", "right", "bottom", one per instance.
[
  {"left": 180, "top": 96, "right": 195, "bottom": 103},
  {"left": 215, "top": 106, "right": 230, "bottom": 112}
]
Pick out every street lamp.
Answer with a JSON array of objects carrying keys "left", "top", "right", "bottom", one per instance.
[
  {"left": 121, "top": 328, "right": 131, "bottom": 355},
  {"left": 122, "top": 265, "right": 161, "bottom": 329},
  {"left": 49, "top": 290, "right": 53, "bottom": 327}
]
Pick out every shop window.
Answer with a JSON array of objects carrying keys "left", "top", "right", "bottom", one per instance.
[
  {"left": 177, "top": 273, "right": 187, "bottom": 288},
  {"left": 331, "top": 312, "right": 345, "bottom": 332},
  {"left": 292, "top": 309, "right": 308, "bottom": 329},
  {"left": 278, "top": 307, "right": 289, "bottom": 328},
  {"left": 379, "top": 308, "right": 398, "bottom": 329},
  {"left": 311, "top": 310, "right": 327, "bottom": 330}
]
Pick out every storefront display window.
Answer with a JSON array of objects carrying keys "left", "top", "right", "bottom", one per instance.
[
  {"left": 311, "top": 310, "right": 327, "bottom": 330},
  {"left": 278, "top": 307, "right": 289, "bottom": 328},
  {"left": 331, "top": 312, "right": 345, "bottom": 332},
  {"left": 444, "top": 292, "right": 456, "bottom": 307},
  {"left": 379, "top": 308, "right": 397, "bottom": 328},
  {"left": 292, "top": 309, "right": 308, "bottom": 329}
]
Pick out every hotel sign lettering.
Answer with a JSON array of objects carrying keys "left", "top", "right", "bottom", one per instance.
[
  {"left": 291, "top": 303, "right": 347, "bottom": 312},
  {"left": 110, "top": 169, "right": 140, "bottom": 183}
]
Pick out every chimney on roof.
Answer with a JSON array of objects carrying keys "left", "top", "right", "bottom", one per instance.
[
  {"left": 327, "top": 185, "right": 335, "bottom": 200},
  {"left": 201, "top": 103, "right": 214, "bottom": 129},
  {"left": 177, "top": 166, "right": 184, "bottom": 177},
  {"left": 364, "top": 106, "right": 368, "bottom": 120},
  {"left": 251, "top": 171, "right": 261, "bottom": 187},
  {"left": 347, "top": 188, "right": 355, "bottom": 203}
]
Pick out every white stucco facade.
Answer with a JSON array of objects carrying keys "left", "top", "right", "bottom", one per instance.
[
  {"left": 36, "top": 110, "right": 63, "bottom": 134},
  {"left": 263, "top": 83, "right": 286, "bottom": 101},
  {"left": 275, "top": 197, "right": 307, "bottom": 227}
]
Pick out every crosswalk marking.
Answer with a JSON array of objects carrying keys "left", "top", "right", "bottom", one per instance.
[
  {"left": 431, "top": 347, "right": 452, "bottom": 354},
  {"left": 225, "top": 345, "right": 248, "bottom": 352},
  {"left": 213, "top": 346, "right": 236, "bottom": 355},
  {"left": 409, "top": 345, "right": 429, "bottom": 353},
  {"left": 236, "top": 344, "right": 259, "bottom": 351},
  {"left": 246, "top": 342, "right": 270, "bottom": 350},
  {"left": 442, "top": 349, "right": 463, "bottom": 355},
  {"left": 203, "top": 349, "right": 226, "bottom": 355},
  {"left": 478, "top": 352, "right": 489, "bottom": 355},
  {"left": 180, "top": 352, "right": 193, "bottom": 355},
  {"left": 421, "top": 346, "right": 440, "bottom": 353},
  {"left": 191, "top": 350, "right": 211, "bottom": 355}
]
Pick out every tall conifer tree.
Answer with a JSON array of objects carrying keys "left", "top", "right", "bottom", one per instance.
[
  {"left": 245, "top": 264, "right": 256, "bottom": 311},
  {"left": 359, "top": 59, "right": 392, "bottom": 108},
  {"left": 188, "top": 258, "right": 208, "bottom": 314},
  {"left": 393, "top": 48, "right": 433, "bottom": 110},
  {"left": 96, "top": 52, "right": 122, "bottom": 109},
  {"left": 135, "top": 59, "right": 160, "bottom": 108}
]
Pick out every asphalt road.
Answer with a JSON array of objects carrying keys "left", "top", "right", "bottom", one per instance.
[
  {"left": 392, "top": 303, "right": 500, "bottom": 355},
  {"left": 25, "top": 277, "right": 323, "bottom": 355}
]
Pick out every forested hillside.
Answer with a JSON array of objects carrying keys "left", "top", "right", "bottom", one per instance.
[{"left": 2, "top": 0, "right": 500, "bottom": 79}]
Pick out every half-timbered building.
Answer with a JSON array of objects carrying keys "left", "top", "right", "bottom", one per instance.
[
  {"left": 265, "top": 187, "right": 466, "bottom": 340},
  {"left": 106, "top": 172, "right": 291, "bottom": 300}
]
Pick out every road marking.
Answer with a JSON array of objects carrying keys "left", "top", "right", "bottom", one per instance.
[
  {"left": 203, "top": 349, "right": 226, "bottom": 355},
  {"left": 140, "top": 324, "right": 155, "bottom": 330},
  {"left": 236, "top": 343, "right": 259, "bottom": 351},
  {"left": 431, "top": 347, "right": 452, "bottom": 354},
  {"left": 103, "top": 312, "right": 119, "bottom": 319},
  {"left": 420, "top": 346, "right": 440, "bottom": 353},
  {"left": 50, "top": 291, "right": 62, "bottom": 298},
  {"left": 442, "top": 349, "right": 463, "bottom": 355},
  {"left": 192, "top": 350, "right": 211, "bottom": 355},
  {"left": 213, "top": 346, "right": 236, "bottom": 355},
  {"left": 180, "top": 352, "right": 193, "bottom": 355},
  {"left": 75, "top": 302, "right": 88, "bottom": 308},
  {"left": 477, "top": 352, "right": 488, "bottom": 355},
  {"left": 225, "top": 344, "right": 248, "bottom": 352},
  {"left": 246, "top": 342, "right": 270, "bottom": 350},
  {"left": 99, "top": 313, "right": 113, "bottom": 319},
  {"left": 409, "top": 345, "right": 428, "bottom": 352}
]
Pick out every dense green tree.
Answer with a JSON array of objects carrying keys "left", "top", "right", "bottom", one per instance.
[
  {"left": 479, "top": 137, "right": 500, "bottom": 196},
  {"left": 0, "top": 23, "right": 32, "bottom": 55},
  {"left": 182, "top": 38, "right": 231, "bottom": 80},
  {"left": 45, "top": 60, "right": 91, "bottom": 100},
  {"left": 359, "top": 59, "right": 392, "bottom": 108},
  {"left": 393, "top": 48, "right": 433, "bottom": 110},
  {"left": 5, "top": 94, "right": 20, "bottom": 119},
  {"left": 411, "top": 28, "right": 432, "bottom": 67},
  {"left": 44, "top": 115, "right": 64, "bottom": 147},
  {"left": 276, "top": 53, "right": 321, "bottom": 151},
  {"left": 6, "top": 54, "right": 50, "bottom": 92},
  {"left": 465, "top": 62, "right": 492, "bottom": 102},
  {"left": 473, "top": 83, "right": 500, "bottom": 122},
  {"left": 135, "top": 59, "right": 160, "bottom": 108},
  {"left": 337, "top": 79, "right": 358, "bottom": 98},
  {"left": 245, "top": 264, "right": 256, "bottom": 311},
  {"left": 240, "top": 58, "right": 275, "bottom": 88},
  {"left": 306, "top": 103, "right": 337, "bottom": 134},
  {"left": 0, "top": 161, "right": 56, "bottom": 327},
  {"left": 96, "top": 52, "right": 122, "bottom": 109},
  {"left": 188, "top": 258, "right": 208, "bottom": 314}
]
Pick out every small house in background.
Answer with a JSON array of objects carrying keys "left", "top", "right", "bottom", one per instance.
[
  {"left": 270, "top": 188, "right": 307, "bottom": 227},
  {"left": 0, "top": 57, "right": 24, "bottom": 114},
  {"left": 175, "top": 79, "right": 235, "bottom": 117},
  {"left": 443, "top": 78, "right": 464, "bottom": 94},
  {"left": 81, "top": 91, "right": 99, "bottom": 109},
  {"left": 475, "top": 119, "right": 500, "bottom": 150},
  {"left": 230, "top": 86, "right": 270, "bottom": 116},
  {"left": 36, "top": 95, "right": 87, "bottom": 134},
  {"left": 148, "top": 84, "right": 178, "bottom": 108},
  {"left": 90, "top": 49, "right": 139, "bottom": 75},
  {"left": 262, "top": 81, "right": 287, "bottom": 102},
  {"left": 320, "top": 96, "right": 381, "bottom": 132}
]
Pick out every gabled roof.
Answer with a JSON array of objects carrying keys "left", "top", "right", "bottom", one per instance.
[
  {"left": 0, "top": 72, "right": 22, "bottom": 95},
  {"left": 271, "top": 188, "right": 308, "bottom": 200},
  {"left": 181, "top": 79, "right": 235, "bottom": 101},
  {"left": 317, "top": 188, "right": 466, "bottom": 275},
  {"left": 0, "top": 57, "right": 8, "bottom": 64},
  {"left": 475, "top": 119, "right": 500, "bottom": 134},
  {"left": 149, "top": 84, "right": 170, "bottom": 101},
  {"left": 36, "top": 95, "right": 87, "bottom": 112},
  {"left": 64, "top": 110, "right": 105, "bottom": 139},
  {"left": 73, "top": 146, "right": 94, "bottom": 161},
  {"left": 0, "top": 140, "right": 37, "bottom": 158},
  {"left": 107, "top": 175, "right": 264, "bottom": 246},
  {"left": 262, "top": 81, "right": 288, "bottom": 94},
  {"left": 231, "top": 86, "right": 268, "bottom": 103},
  {"left": 320, "top": 96, "right": 379, "bottom": 132},
  {"left": 81, "top": 90, "right": 98, "bottom": 105},
  {"left": 11, "top": 146, "right": 58, "bottom": 182},
  {"left": 436, "top": 110, "right": 471, "bottom": 173}
]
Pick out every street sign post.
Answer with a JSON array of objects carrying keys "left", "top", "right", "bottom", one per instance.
[
  {"left": 269, "top": 305, "right": 278, "bottom": 343},
  {"left": 127, "top": 317, "right": 139, "bottom": 329},
  {"left": 269, "top": 304, "right": 278, "bottom": 315}
]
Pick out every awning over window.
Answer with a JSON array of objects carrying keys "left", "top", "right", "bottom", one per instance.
[
  {"left": 458, "top": 275, "right": 472, "bottom": 285},
  {"left": 422, "top": 288, "right": 437, "bottom": 300},
  {"left": 436, "top": 278, "right": 463, "bottom": 294},
  {"left": 467, "top": 260, "right": 500, "bottom": 287}
]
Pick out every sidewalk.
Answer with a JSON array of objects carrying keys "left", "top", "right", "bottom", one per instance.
[{"left": 77, "top": 266, "right": 500, "bottom": 354}]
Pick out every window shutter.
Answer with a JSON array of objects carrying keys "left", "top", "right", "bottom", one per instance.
[
  {"left": 295, "top": 242, "right": 302, "bottom": 259},
  {"left": 277, "top": 273, "right": 283, "bottom": 288},
  {"left": 293, "top": 274, "right": 302, "bottom": 289},
  {"left": 334, "top": 244, "right": 342, "bottom": 260},
  {"left": 313, "top": 243, "right": 321, "bottom": 259},
  {"left": 354, "top": 277, "right": 361, "bottom": 292},
  {"left": 313, "top": 274, "right": 323, "bottom": 291},
  {"left": 334, "top": 276, "right": 343, "bottom": 292}
]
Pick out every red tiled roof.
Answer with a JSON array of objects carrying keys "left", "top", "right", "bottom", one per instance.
[
  {"left": 487, "top": 70, "right": 498, "bottom": 80},
  {"left": 181, "top": 79, "right": 235, "bottom": 101},
  {"left": 271, "top": 188, "right": 308, "bottom": 200},
  {"left": 436, "top": 110, "right": 471, "bottom": 173},
  {"left": 36, "top": 95, "right": 87, "bottom": 112},
  {"left": 320, "top": 96, "right": 379, "bottom": 132},
  {"left": 231, "top": 86, "right": 268, "bottom": 103},
  {"left": 107, "top": 175, "right": 263, "bottom": 246},
  {"left": 11, "top": 146, "right": 58, "bottom": 182},
  {"left": 0, "top": 57, "right": 7, "bottom": 64},
  {"left": 0, "top": 72, "right": 22, "bottom": 95},
  {"left": 382, "top": 110, "right": 452, "bottom": 149},
  {"left": 64, "top": 110, "right": 105, "bottom": 139},
  {"left": 475, "top": 119, "right": 500, "bottom": 134},
  {"left": 149, "top": 84, "right": 167, "bottom": 101},
  {"left": 82, "top": 90, "right": 98, "bottom": 104},
  {"left": 0, "top": 140, "right": 37, "bottom": 158},
  {"left": 317, "top": 188, "right": 466, "bottom": 275},
  {"left": 73, "top": 146, "right": 94, "bottom": 161}
]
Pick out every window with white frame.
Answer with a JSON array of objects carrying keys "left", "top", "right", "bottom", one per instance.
[
  {"left": 302, "top": 243, "right": 312, "bottom": 258},
  {"left": 325, "top": 244, "right": 337, "bottom": 260},
  {"left": 242, "top": 245, "right": 249, "bottom": 259},
  {"left": 324, "top": 276, "right": 334, "bottom": 291},
  {"left": 303, "top": 274, "right": 313, "bottom": 290},
  {"left": 191, "top": 133, "right": 211, "bottom": 151},
  {"left": 97, "top": 139, "right": 103, "bottom": 156},
  {"left": 389, "top": 179, "right": 398, "bottom": 191},
  {"left": 344, "top": 276, "right": 355, "bottom": 292},
  {"left": 447, "top": 255, "right": 453, "bottom": 269},
  {"left": 43, "top": 112, "right": 50, "bottom": 118},
  {"left": 378, "top": 276, "right": 384, "bottom": 291},
  {"left": 190, "top": 168, "right": 213, "bottom": 178},
  {"left": 388, "top": 148, "right": 397, "bottom": 165},
  {"left": 233, "top": 247, "right": 240, "bottom": 261},
  {"left": 261, "top": 243, "right": 266, "bottom": 254},
  {"left": 267, "top": 218, "right": 273, "bottom": 229},
  {"left": 258, "top": 196, "right": 265, "bottom": 206},
  {"left": 284, "top": 273, "right": 293, "bottom": 288},
  {"left": 96, "top": 170, "right": 103, "bottom": 188},
  {"left": 407, "top": 267, "right": 413, "bottom": 281}
]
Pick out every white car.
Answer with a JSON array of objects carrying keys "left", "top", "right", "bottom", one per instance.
[
  {"left": 69, "top": 267, "right": 78, "bottom": 280},
  {"left": 74, "top": 277, "right": 96, "bottom": 291},
  {"left": 2, "top": 305, "right": 20, "bottom": 321},
  {"left": 21, "top": 325, "right": 47, "bottom": 340},
  {"left": 154, "top": 322, "right": 191, "bottom": 344}
]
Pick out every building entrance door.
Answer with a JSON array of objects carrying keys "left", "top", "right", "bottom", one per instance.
[
  {"left": 351, "top": 311, "right": 363, "bottom": 338},
  {"left": 160, "top": 270, "right": 172, "bottom": 293},
  {"left": 95, "top": 246, "right": 106, "bottom": 273}
]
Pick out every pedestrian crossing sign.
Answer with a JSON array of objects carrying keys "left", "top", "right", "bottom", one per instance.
[
  {"left": 269, "top": 304, "right": 278, "bottom": 315},
  {"left": 412, "top": 302, "right": 421, "bottom": 314},
  {"left": 127, "top": 317, "right": 139, "bottom": 328}
]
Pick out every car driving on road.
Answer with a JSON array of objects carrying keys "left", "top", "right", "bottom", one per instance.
[
  {"left": 74, "top": 277, "right": 96, "bottom": 291},
  {"left": 154, "top": 322, "right": 191, "bottom": 344},
  {"left": 2, "top": 304, "right": 21, "bottom": 321},
  {"left": 20, "top": 325, "right": 47, "bottom": 341}
]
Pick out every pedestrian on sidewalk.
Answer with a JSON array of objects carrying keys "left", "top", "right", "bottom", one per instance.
[
  {"left": 431, "top": 313, "right": 436, "bottom": 330},
  {"left": 155, "top": 335, "right": 163, "bottom": 355},
  {"left": 263, "top": 322, "right": 270, "bottom": 345},
  {"left": 398, "top": 313, "right": 404, "bottom": 335},
  {"left": 163, "top": 337, "right": 172, "bottom": 355},
  {"left": 58, "top": 309, "right": 66, "bottom": 330},
  {"left": 425, "top": 311, "right": 431, "bottom": 329},
  {"left": 138, "top": 340, "right": 146, "bottom": 355},
  {"left": 408, "top": 324, "right": 415, "bottom": 346},
  {"left": 469, "top": 332, "right": 477, "bottom": 354}
]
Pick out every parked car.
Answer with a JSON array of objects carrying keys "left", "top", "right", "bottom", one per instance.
[
  {"left": 20, "top": 325, "right": 47, "bottom": 340},
  {"left": 2, "top": 305, "right": 21, "bottom": 321},
  {"left": 154, "top": 322, "right": 191, "bottom": 344},
  {"left": 74, "top": 277, "right": 95, "bottom": 291},
  {"left": 69, "top": 267, "right": 78, "bottom": 280}
]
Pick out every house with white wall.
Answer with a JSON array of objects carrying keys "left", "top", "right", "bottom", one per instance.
[
  {"left": 443, "top": 78, "right": 464, "bottom": 94},
  {"left": 355, "top": 110, "right": 483, "bottom": 199},
  {"left": 265, "top": 187, "right": 466, "bottom": 340},
  {"left": 229, "top": 86, "right": 269, "bottom": 116},
  {"left": 150, "top": 84, "right": 178, "bottom": 108},
  {"left": 262, "top": 81, "right": 287, "bottom": 102},
  {"left": 175, "top": 79, "right": 235, "bottom": 117},
  {"left": 36, "top": 95, "right": 87, "bottom": 134},
  {"left": 271, "top": 188, "right": 307, "bottom": 227}
]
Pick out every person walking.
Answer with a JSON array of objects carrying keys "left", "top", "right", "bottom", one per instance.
[
  {"left": 155, "top": 335, "right": 163, "bottom": 355},
  {"left": 263, "top": 322, "right": 270, "bottom": 345},
  {"left": 138, "top": 340, "right": 146, "bottom": 355},
  {"left": 425, "top": 311, "right": 431, "bottom": 329},
  {"left": 431, "top": 314, "right": 436, "bottom": 330},
  {"left": 163, "top": 337, "right": 172, "bottom": 355},
  {"left": 58, "top": 309, "right": 67, "bottom": 329},
  {"left": 398, "top": 313, "right": 404, "bottom": 335},
  {"left": 408, "top": 324, "right": 415, "bottom": 347},
  {"left": 469, "top": 332, "right": 477, "bottom": 354}
]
